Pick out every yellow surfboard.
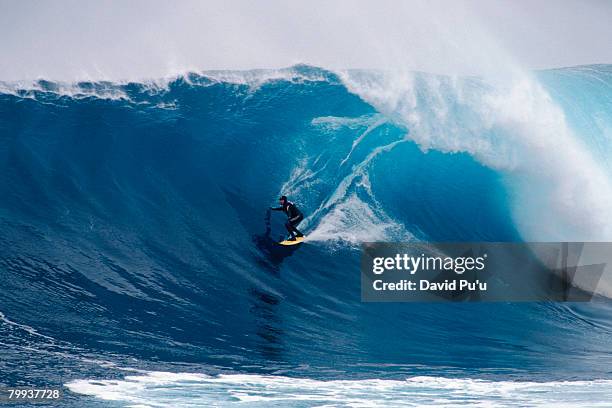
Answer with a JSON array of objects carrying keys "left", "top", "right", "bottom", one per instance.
[{"left": 278, "top": 236, "right": 305, "bottom": 246}]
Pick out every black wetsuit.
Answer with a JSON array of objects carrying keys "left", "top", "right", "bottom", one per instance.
[{"left": 271, "top": 201, "right": 304, "bottom": 238}]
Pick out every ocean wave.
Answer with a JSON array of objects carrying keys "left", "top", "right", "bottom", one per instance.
[
  {"left": 2, "top": 64, "right": 612, "bottom": 399},
  {"left": 337, "top": 67, "right": 612, "bottom": 241},
  {"left": 66, "top": 371, "right": 612, "bottom": 407}
]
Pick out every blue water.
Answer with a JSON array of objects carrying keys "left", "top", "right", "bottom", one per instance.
[{"left": 1, "top": 65, "right": 612, "bottom": 407}]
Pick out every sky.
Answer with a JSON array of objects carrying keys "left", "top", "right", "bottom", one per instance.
[{"left": 1, "top": 0, "right": 611, "bottom": 80}]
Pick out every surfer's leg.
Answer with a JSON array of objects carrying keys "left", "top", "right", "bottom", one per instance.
[
  {"left": 290, "top": 215, "right": 304, "bottom": 237},
  {"left": 285, "top": 221, "right": 296, "bottom": 239}
]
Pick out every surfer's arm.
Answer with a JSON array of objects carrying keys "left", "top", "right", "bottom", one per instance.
[{"left": 269, "top": 206, "right": 283, "bottom": 211}]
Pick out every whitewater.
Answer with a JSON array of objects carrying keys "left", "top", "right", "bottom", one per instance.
[{"left": 2, "top": 64, "right": 612, "bottom": 407}]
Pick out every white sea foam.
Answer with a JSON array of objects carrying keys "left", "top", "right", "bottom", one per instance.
[
  {"left": 311, "top": 114, "right": 379, "bottom": 131},
  {"left": 0, "top": 80, "right": 133, "bottom": 101},
  {"left": 338, "top": 117, "right": 388, "bottom": 167},
  {"left": 283, "top": 133, "right": 412, "bottom": 246},
  {"left": 0, "top": 311, "right": 55, "bottom": 341},
  {"left": 338, "top": 69, "right": 612, "bottom": 241},
  {"left": 66, "top": 371, "right": 612, "bottom": 407},
  {"left": 201, "top": 66, "right": 331, "bottom": 90},
  {"left": 0, "top": 66, "right": 329, "bottom": 101},
  {"left": 307, "top": 193, "right": 410, "bottom": 246},
  {"left": 279, "top": 114, "right": 410, "bottom": 246}
]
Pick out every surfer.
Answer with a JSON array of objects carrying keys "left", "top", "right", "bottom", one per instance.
[{"left": 270, "top": 196, "right": 304, "bottom": 241}]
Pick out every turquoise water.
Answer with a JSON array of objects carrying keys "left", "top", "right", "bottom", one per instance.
[{"left": 1, "top": 65, "right": 612, "bottom": 406}]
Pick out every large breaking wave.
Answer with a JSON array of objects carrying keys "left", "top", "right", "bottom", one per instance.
[{"left": 1, "top": 64, "right": 612, "bottom": 406}]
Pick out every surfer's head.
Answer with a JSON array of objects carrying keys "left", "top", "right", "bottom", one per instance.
[{"left": 279, "top": 195, "right": 287, "bottom": 205}]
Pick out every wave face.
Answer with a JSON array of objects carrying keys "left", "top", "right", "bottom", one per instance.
[{"left": 2, "top": 65, "right": 612, "bottom": 405}]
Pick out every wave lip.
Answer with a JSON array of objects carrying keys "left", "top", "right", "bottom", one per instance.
[
  {"left": 0, "top": 64, "right": 340, "bottom": 103},
  {"left": 337, "top": 65, "right": 612, "bottom": 241},
  {"left": 66, "top": 371, "right": 612, "bottom": 407}
]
